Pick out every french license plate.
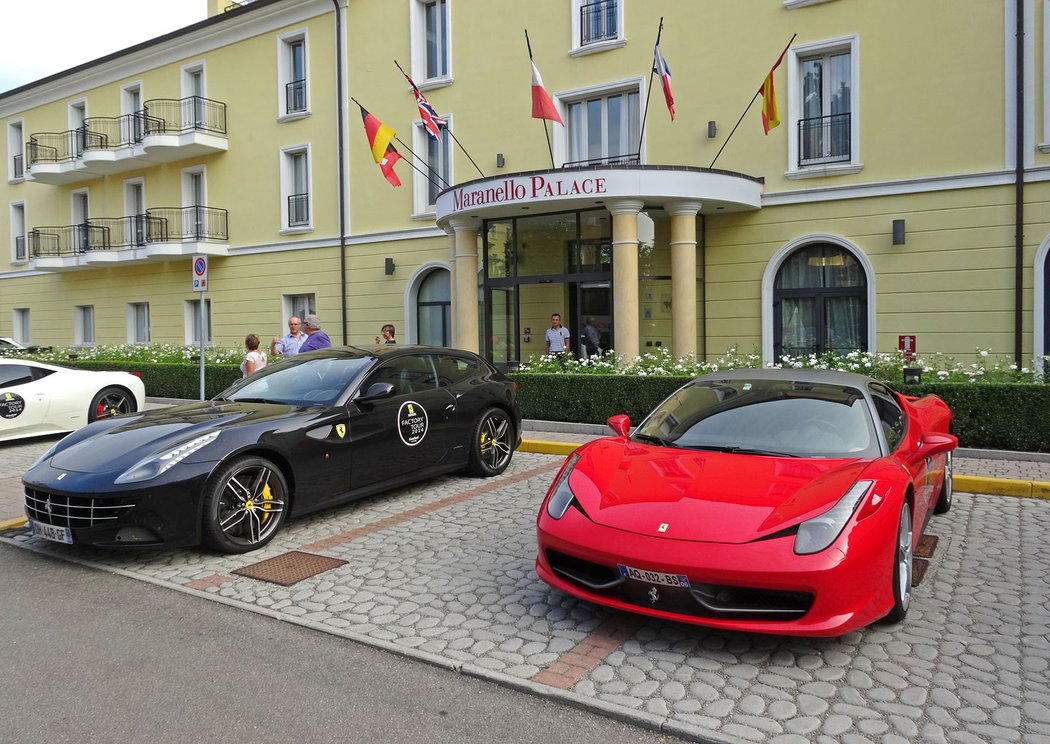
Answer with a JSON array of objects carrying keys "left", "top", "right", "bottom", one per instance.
[
  {"left": 617, "top": 563, "right": 690, "bottom": 588},
  {"left": 29, "top": 520, "right": 72, "bottom": 545}
]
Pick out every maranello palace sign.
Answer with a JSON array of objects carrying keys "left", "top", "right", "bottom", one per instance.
[{"left": 450, "top": 173, "right": 609, "bottom": 212}]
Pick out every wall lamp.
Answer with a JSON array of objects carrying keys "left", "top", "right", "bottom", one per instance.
[
  {"left": 384, "top": 257, "right": 396, "bottom": 275},
  {"left": 496, "top": 153, "right": 505, "bottom": 168},
  {"left": 892, "top": 219, "right": 906, "bottom": 245},
  {"left": 903, "top": 366, "right": 923, "bottom": 385},
  {"left": 707, "top": 120, "right": 717, "bottom": 138}
]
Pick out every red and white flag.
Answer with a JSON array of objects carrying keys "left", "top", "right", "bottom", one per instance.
[
  {"left": 654, "top": 44, "right": 675, "bottom": 121},
  {"left": 530, "top": 59, "right": 563, "bottom": 125}
]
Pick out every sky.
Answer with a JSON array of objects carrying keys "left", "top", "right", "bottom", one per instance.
[{"left": 1, "top": 0, "right": 208, "bottom": 93}]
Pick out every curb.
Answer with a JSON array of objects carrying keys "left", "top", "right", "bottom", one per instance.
[{"left": 517, "top": 440, "right": 1050, "bottom": 499}]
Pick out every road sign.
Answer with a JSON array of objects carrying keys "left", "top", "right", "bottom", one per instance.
[{"left": 192, "top": 255, "right": 208, "bottom": 292}]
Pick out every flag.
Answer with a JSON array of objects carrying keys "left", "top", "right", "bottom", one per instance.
[
  {"left": 654, "top": 44, "right": 675, "bottom": 121},
  {"left": 360, "top": 106, "right": 402, "bottom": 187},
  {"left": 759, "top": 45, "right": 789, "bottom": 134},
  {"left": 530, "top": 59, "right": 563, "bottom": 124},
  {"left": 404, "top": 73, "right": 447, "bottom": 140}
]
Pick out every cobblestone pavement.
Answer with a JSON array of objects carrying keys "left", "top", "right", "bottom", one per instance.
[{"left": 2, "top": 443, "right": 1049, "bottom": 743}]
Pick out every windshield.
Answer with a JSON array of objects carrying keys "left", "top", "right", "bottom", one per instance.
[
  {"left": 222, "top": 356, "right": 373, "bottom": 407},
  {"left": 633, "top": 379, "right": 879, "bottom": 458}
]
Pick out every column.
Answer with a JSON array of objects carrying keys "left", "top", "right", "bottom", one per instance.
[
  {"left": 607, "top": 199, "right": 644, "bottom": 360},
  {"left": 667, "top": 200, "right": 702, "bottom": 358},
  {"left": 448, "top": 217, "right": 481, "bottom": 353}
]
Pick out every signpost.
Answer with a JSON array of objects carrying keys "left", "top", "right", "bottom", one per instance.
[{"left": 193, "top": 255, "right": 208, "bottom": 400}]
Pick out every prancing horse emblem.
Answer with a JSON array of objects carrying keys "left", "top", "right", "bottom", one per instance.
[
  {"left": 335, "top": 424, "right": 346, "bottom": 439},
  {"left": 648, "top": 587, "right": 660, "bottom": 604},
  {"left": 658, "top": 523, "right": 669, "bottom": 533}
]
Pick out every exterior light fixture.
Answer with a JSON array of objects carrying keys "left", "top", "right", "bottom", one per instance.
[
  {"left": 903, "top": 366, "right": 923, "bottom": 385},
  {"left": 384, "top": 257, "right": 395, "bottom": 275},
  {"left": 496, "top": 153, "right": 505, "bottom": 168},
  {"left": 892, "top": 219, "right": 906, "bottom": 245},
  {"left": 707, "top": 120, "right": 717, "bottom": 138}
]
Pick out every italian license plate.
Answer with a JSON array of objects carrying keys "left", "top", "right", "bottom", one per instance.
[
  {"left": 29, "top": 520, "right": 73, "bottom": 544},
  {"left": 617, "top": 563, "right": 690, "bottom": 588}
]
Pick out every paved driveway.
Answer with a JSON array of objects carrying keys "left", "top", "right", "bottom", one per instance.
[{"left": 1, "top": 439, "right": 1048, "bottom": 743}]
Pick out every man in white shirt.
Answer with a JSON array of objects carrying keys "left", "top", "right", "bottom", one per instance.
[
  {"left": 270, "top": 316, "right": 306, "bottom": 359},
  {"left": 545, "top": 313, "right": 570, "bottom": 356}
]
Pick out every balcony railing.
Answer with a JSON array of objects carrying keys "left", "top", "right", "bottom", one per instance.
[
  {"left": 562, "top": 152, "right": 639, "bottom": 168},
  {"left": 288, "top": 193, "right": 309, "bottom": 226},
  {"left": 26, "top": 96, "right": 227, "bottom": 166},
  {"left": 13, "top": 153, "right": 23, "bottom": 179},
  {"left": 28, "top": 207, "right": 229, "bottom": 257},
  {"left": 286, "top": 79, "right": 307, "bottom": 115},
  {"left": 797, "top": 112, "right": 851, "bottom": 167},
  {"left": 580, "top": 0, "right": 618, "bottom": 46},
  {"left": 15, "top": 235, "right": 26, "bottom": 261}
]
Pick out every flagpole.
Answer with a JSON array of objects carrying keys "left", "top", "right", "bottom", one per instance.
[
  {"left": 525, "top": 29, "right": 556, "bottom": 169},
  {"left": 637, "top": 17, "right": 663, "bottom": 160},
  {"left": 709, "top": 33, "right": 796, "bottom": 170},
  {"left": 393, "top": 59, "right": 486, "bottom": 179}
]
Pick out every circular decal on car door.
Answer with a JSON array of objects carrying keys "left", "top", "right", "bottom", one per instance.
[
  {"left": 397, "top": 401, "right": 429, "bottom": 446},
  {"left": 0, "top": 392, "right": 26, "bottom": 419}
]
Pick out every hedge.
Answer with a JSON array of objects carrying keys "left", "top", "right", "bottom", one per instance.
[{"left": 55, "top": 362, "right": 1050, "bottom": 453}]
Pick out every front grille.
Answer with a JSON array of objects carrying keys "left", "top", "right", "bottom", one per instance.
[{"left": 25, "top": 488, "right": 135, "bottom": 528}]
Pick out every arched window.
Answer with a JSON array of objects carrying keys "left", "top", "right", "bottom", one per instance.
[
  {"left": 773, "top": 244, "right": 866, "bottom": 359},
  {"left": 417, "top": 268, "right": 451, "bottom": 346}
]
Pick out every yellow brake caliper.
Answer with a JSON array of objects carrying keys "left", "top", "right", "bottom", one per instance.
[{"left": 259, "top": 483, "right": 273, "bottom": 523}]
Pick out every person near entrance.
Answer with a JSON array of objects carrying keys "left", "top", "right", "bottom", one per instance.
[
  {"left": 545, "top": 313, "right": 571, "bottom": 356},
  {"left": 375, "top": 324, "right": 397, "bottom": 344},
  {"left": 299, "top": 314, "right": 332, "bottom": 352},
  {"left": 582, "top": 317, "right": 601, "bottom": 358}
]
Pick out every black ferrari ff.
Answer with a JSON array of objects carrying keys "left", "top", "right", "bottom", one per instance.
[{"left": 23, "top": 346, "right": 522, "bottom": 553}]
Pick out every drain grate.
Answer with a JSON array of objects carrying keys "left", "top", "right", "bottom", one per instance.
[
  {"left": 915, "top": 534, "right": 939, "bottom": 559},
  {"left": 912, "top": 557, "right": 930, "bottom": 586},
  {"left": 234, "top": 550, "right": 347, "bottom": 586}
]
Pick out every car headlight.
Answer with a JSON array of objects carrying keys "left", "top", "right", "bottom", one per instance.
[
  {"left": 545, "top": 453, "right": 581, "bottom": 519},
  {"left": 793, "top": 480, "right": 873, "bottom": 555},
  {"left": 114, "top": 432, "right": 221, "bottom": 484}
]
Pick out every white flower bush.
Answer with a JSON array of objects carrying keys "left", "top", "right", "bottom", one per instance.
[{"left": 8, "top": 343, "right": 244, "bottom": 366}]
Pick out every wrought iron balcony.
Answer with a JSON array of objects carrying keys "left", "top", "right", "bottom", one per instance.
[
  {"left": 288, "top": 193, "right": 310, "bottom": 227},
  {"left": 562, "top": 152, "right": 640, "bottom": 168},
  {"left": 580, "top": 0, "right": 618, "bottom": 46},
  {"left": 286, "top": 79, "right": 307, "bottom": 115},
  {"left": 12, "top": 153, "right": 23, "bottom": 179},
  {"left": 27, "top": 206, "right": 229, "bottom": 270},
  {"left": 797, "top": 112, "right": 851, "bottom": 168},
  {"left": 14, "top": 235, "right": 26, "bottom": 262},
  {"left": 25, "top": 96, "right": 228, "bottom": 185}
]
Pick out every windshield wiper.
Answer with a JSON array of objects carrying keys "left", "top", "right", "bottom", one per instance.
[
  {"left": 633, "top": 433, "right": 678, "bottom": 448},
  {"left": 228, "top": 397, "right": 271, "bottom": 404},
  {"left": 682, "top": 445, "right": 798, "bottom": 457}
]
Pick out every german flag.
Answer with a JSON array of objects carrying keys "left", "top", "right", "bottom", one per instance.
[{"left": 360, "top": 106, "right": 402, "bottom": 187}]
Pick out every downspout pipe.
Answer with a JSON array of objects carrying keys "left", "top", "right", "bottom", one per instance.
[
  {"left": 333, "top": 0, "right": 349, "bottom": 344},
  {"left": 1015, "top": 0, "right": 1024, "bottom": 367}
]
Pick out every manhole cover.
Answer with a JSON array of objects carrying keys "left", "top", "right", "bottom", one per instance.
[{"left": 234, "top": 550, "right": 347, "bottom": 586}]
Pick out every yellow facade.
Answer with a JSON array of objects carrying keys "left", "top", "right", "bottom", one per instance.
[{"left": 2, "top": 0, "right": 1049, "bottom": 366}]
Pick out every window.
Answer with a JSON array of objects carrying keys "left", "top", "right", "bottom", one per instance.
[
  {"left": 124, "top": 180, "right": 146, "bottom": 247},
  {"left": 283, "top": 293, "right": 316, "bottom": 321},
  {"left": 773, "top": 244, "right": 867, "bottom": 360},
  {"left": 185, "top": 298, "right": 212, "bottom": 345},
  {"left": 122, "top": 85, "right": 144, "bottom": 144},
  {"left": 417, "top": 269, "right": 451, "bottom": 346},
  {"left": 278, "top": 32, "right": 308, "bottom": 118},
  {"left": 74, "top": 305, "right": 95, "bottom": 346},
  {"left": 281, "top": 147, "right": 311, "bottom": 230},
  {"left": 412, "top": 0, "right": 450, "bottom": 84},
  {"left": 413, "top": 120, "right": 452, "bottom": 213},
  {"left": 571, "top": 0, "right": 624, "bottom": 54},
  {"left": 7, "top": 121, "right": 24, "bottom": 181},
  {"left": 10, "top": 203, "right": 26, "bottom": 262},
  {"left": 13, "top": 308, "right": 30, "bottom": 345},
  {"left": 787, "top": 36, "right": 860, "bottom": 177},
  {"left": 182, "top": 63, "right": 207, "bottom": 128},
  {"left": 870, "top": 384, "right": 906, "bottom": 451},
  {"left": 565, "top": 86, "right": 641, "bottom": 166},
  {"left": 128, "top": 303, "right": 150, "bottom": 344}
]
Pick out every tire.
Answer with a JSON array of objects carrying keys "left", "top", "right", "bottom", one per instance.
[
  {"left": 933, "top": 450, "right": 953, "bottom": 514},
  {"left": 884, "top": 500, "right": 913, "bottom": 624},
  {"left": 88, "top": 386, "right": 137, "bottom": 422},
  {"left": 201, "top": 456, "right": 289, "bottom": 554},
  {"left": 466, "top": 407, "right": 514, "bottom": 477}
]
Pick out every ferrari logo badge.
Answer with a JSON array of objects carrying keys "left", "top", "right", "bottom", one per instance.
[
  {"left": 658, "top": 523, "right": 669, "bottom": 533},
  {"left": 648, "top": 587, "right": 660, "bottom": 604},
  {"left": 335, "top": 424, "right": 346, "bottom": 439},
  {"left": 407, "top": 403, "right": 416, "bottom": 415}
]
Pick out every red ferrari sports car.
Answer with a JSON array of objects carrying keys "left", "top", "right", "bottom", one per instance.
[{"left": 535, "top": 369, "right": 956, "bottom": 637}]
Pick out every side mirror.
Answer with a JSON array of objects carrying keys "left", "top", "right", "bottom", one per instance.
[
  {"left": 357, "top": 382, "right": 395, "bottom": 402},
  {"left": 607, "top": 414, "right": 630, "bottom": 437},
  {"left": 919, "top": 432, "right": 958, "bottom": 456}
]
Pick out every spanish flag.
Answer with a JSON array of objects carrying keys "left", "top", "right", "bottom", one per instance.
[
  {"left": 759, "top": 40, "right": 792, "bottom": 135},
  {"left": 360, "top": 106, "right": 402, "bottom": 186}
]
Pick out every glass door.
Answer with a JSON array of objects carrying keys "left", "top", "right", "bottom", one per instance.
[
  {"left": 577, "top": 281, "right": 611, "bottom": 357},
  {"left": 486, "top": 287, "right": 517, "bottom": 368}
]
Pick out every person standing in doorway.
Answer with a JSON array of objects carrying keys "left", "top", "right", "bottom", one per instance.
[
  {"left": 545, "top": 313, "right": 570, "bottom": 356},
  {"left": 582, "top": 317, "right": 601, "bottom": 358},
  {"left": 298, "top": 314, "right": 332, "bottom": 352},
  {"left": 270, "top": 316, "right": 306, "bottom": 359}
]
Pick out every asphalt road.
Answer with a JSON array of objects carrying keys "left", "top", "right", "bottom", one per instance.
[{"left": 0, "top": 543, "right": 673, "bottom": 744}]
